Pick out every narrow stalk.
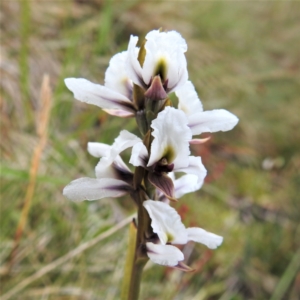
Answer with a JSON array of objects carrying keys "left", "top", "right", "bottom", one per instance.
[
  {"left": 19, "top": 0, "right": 31, "bottom": 124},
  {"left": 125, "top": 192, "right": 149, "bottom": 300},
  {"left": 121, "top": 222, "right": 137, "bottom": 300},
  {"left": 127, "top": 258, "right": 147, "bottom": 300}
]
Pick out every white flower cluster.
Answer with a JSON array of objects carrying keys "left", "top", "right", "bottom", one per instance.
[{"left": 63, "top": 29, "right": 238, "bottom": 269}]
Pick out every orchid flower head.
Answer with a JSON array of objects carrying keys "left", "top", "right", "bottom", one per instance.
[
  {"left": 127, "top": 29, "right": 188, "bottom": 93},
  {"left": 63, "top": 130, "right": 142, "bottom": 202},
  {"left": 143, "top": 200, "right": 223, "bottom": 267},
  {"left": 148, "top": 107, "right": 191, "bottom": 169},
  {"left": 65, "top": 51, "right": 136, "bottom": 118},
  {"left": 129, "top": 107, "right": 194, "bottom": 200}
]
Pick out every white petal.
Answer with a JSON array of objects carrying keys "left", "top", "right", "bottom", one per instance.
[
  {"left": 168, "top": 172, "right": 176, "bottom": 181},
  {"left": 146, "top": 30, "right": 187, "bottom": 52},
  {"left": 87, "top": 142, "right": 111, "bottom": 158},
  {"left": 165, "top": 51, "right": 188, "bottom": 93},
  {"left": 148, "top": 107, "right": 192, "bottom": 169},
  {"left": 176, "top": 81, "right": 203, "bottom": 115},
  {"left": 188, "top": 109, "right": 239, "bottom": 136},
  {"left": 141, "top": 38, "right": 156, "bottom": 86},
  {"left": 174, "top": 156, "right": 207, "bottom": 186},
  {"left": 101, "top": 130, "right": 142, "bottom": 168},
  {"left": 165, "top": 172, "right": 201, "bottom": 199},
  {"left": 167, "top": 61, "right": 188, "bottom": 93},
  {"left": 105, "top": 51, "right": 133, "bottom": 99},
  {"left": 88, "top": 142, "right": 131, "bottom": 179},
  {"left": 95, "top": 160, "right": 117, "bottom": 179},
  {"left": 174, "top": 174, "right": 202, "bottom": 198},
  {"left": 114, "top": 156, "right": 132, "bottom": 172},
  {"left": 64, "top": 78, "right": 135, "bottom": 113},
  {"left": 129, "top": 141, "right": 148, "bottom": 167},
  {"left": 186, "top": 227, "right": 223, "bottom": 249},
  {"left": 63, "top": 177, "right": 130, "bottom": 202},
  {"left": 143, "top": 200, "right": 188, "bottom": 244},
  {"left": 143, "top": 30, "right": 188, "bottom": 91},
  {"left": 95, "top": 156, "right": 131, "bottom": 179},
  {"left": 146, "top": 242, "right": 184, "bottom": 266},
  {"left": 126, "top": 35, "right": 145, "bottom": 88}
]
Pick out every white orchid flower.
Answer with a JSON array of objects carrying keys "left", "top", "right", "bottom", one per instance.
[
  {"left": 127, "top": 29, "right": 188, "bottom": 93},
  {"left": 63, "top": 130, "right": 141, "bottom": 202},
  {"left": 175, "top": 81, "right": 239, "bottom": 136},
  {"left": 148, "top": 107, "right": 191, "bottom": 168},
  {"left": 65, "top": 51, "right": 136, "bottom": 118},
  {"left": 130, "top": 107, "right": 206, "bottom": 200},
  {"left": 143, "top": 200, "right": 223, "bottom": 267}
]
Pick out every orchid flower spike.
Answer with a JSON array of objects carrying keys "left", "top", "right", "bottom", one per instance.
[
  {"left": 143, "top": 200, "right": 223, "bottom": 268},
  {"left": 63, "top": 28, "right": 238, "bottom": 282}
]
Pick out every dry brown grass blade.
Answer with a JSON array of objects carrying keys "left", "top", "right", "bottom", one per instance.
[
  {"left": 7, "top": 74, "right": 52, "bottom": 269},
  {"left": 1, "top": 214, "right": 135, "bottom": 300}
]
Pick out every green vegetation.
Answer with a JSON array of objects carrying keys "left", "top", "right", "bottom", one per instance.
[{"left": 1, "top": 1, "right": 299, "bottom": 299}]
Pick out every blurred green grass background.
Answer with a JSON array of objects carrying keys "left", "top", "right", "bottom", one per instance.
[{"left": 1, "top": 1, "right": 300, "bottom": 299}]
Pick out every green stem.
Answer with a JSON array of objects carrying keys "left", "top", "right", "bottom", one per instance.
[
  {"left": 127, "top": 257, "right": 147, "bottom": 300},
  {"left": 121, "top": 189, "right": 150, "bottom": 300},
  {"left": 127, "top": 203, "right": 149, "bottom": 300},
  {"left": 121, "top": 222, "right": 137, "bottom": 300}
]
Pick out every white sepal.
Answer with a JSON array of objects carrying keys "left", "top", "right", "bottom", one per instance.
[
  {"left": 186, "top": 227, "right": 223, "bottom": 249},
  {"left": 174, "top": 174, "right": 202, "bottom": 198},
  {"left": 87, "top": 142, "right": 111, "bottom": 158},
  {"left": 174, "top": 156, "right": 207, "bottom": 186},
  {"left": 95, "top": 162, "right": 116, "bottom": 179},
  {"left": 126, "top": 35, "right": 144, "bottom": 88},
  {"left": 143, "top": 200, "right": 188, "bottom": 245},
  {"left": 188, "top": 109, "right": 239, "bottom": 136},
  {"left": 129, "top": 142, "right": 148, "bottom": 167},
  {"left": 64, "top": 78, "right": 135, "bottom": 113},
  {"left": 148, "top": 107, "right": 191, "bottom": 169},
  {"left": 100, "top": 130, "right": 142, "bottom": 169},
  {"left": 175, "top": 81, "right": 239, "bottom": 135},
  {"left": 88, "top": 142, "right": 131, "bottom": 179},
  {"left": 176, "top": 81, "right": 203, "bottom": 115},
  {"left": 95, "top": 156, "right": 131, "bottom": 180},
  {"left": 146, "top": 242, "right": 184, "bottom": 266},
  {"left": 104, "top": 51, "right": 133, "bottom": 99},
  {"left": 63, "top": 178, "right": 130, "bottom": 202}
]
